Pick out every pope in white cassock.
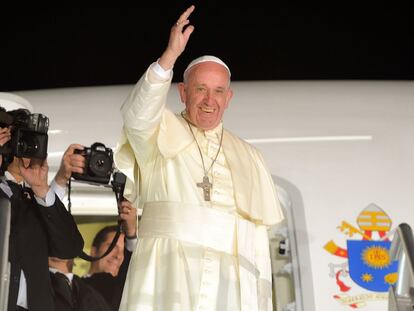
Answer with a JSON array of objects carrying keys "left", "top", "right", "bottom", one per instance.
[{"left": 115, "top": 5, "right": 284, "bottom": 311}]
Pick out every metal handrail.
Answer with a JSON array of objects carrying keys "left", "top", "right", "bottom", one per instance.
[
  {"left": 388, "top": 223, "right": 414, "bottom": 311},
  {"left": 0, "top": 198, "right": 11, "bottom": 311}
]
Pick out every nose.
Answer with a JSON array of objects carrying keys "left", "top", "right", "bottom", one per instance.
[
  {"left": 109, "top": 246, "right": 120, "bottom": 259},
  {"left": 112, "top": 249, "right": 120, "bottom": 258},
  {"left": 114, "top": 248, "right": 124, "bottom": 261},
  {"left": 203, "top": 90, "right": 214, "bottom": 104}
]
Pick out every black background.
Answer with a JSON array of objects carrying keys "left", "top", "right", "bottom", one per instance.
[{"left": 1, "top": 2, "right": 413, "bottom": 91}]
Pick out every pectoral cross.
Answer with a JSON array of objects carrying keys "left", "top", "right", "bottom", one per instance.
[{"left": 197, "top": 175, "right": 212, "bottom": 201}]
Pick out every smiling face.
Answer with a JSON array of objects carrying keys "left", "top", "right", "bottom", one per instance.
[
  {"left": 90, "top": 230, "right": 125, "bottom": 277},
  {"left": 178, "top": 62, "right": 233, "bottom": 130}
]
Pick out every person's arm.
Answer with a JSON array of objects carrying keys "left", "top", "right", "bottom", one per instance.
[
  {"left": 19, "top": 158, "right": 50, "bottom": 200},
  {"left": 40, "top": 195, "right": 84, "bottom": 258},
  {"left": 19, "top": 158, "right": 84, "bottom": 258},
  {"left": 30, "top": 144, "right": 83, "bottom": 222},
  {"left": 113, "top": 206, "right": 136, "bottom": 311},
  {"left": 19, "top": 156, "right": 69, "bottom": 206},
  {"left": 118, "top": 199, "right": 138, "bottom": 250},
  {"left": 33, "top": 143, "right": 86, "bottom": 205},
  {"left": 158, "top": 5, "right": 195, "bottom": 71},
  {"left": 120, "top": 5, "right": 196, "bottom": 164}
]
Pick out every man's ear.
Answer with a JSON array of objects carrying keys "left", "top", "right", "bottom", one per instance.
[
  {"left": 177, "top": 82, "right": 187, "bottom": 104},
  {"left": 224, "top": 88, "right": 233, "bottom": 109}
]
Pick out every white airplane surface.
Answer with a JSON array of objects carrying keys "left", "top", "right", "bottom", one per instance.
[{"left": 2, "top": 79, "right": 414, "bottom": 311}]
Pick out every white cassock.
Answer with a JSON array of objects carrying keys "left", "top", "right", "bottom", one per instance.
[{"left": 115, "top": 63, "right": 284, "bottom": 311}]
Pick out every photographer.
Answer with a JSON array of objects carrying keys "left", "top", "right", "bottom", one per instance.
[
  {"left": 0, "top": 99, "right": 84, "bottom": 311},
  {"left": 54, "top": 143, "right": 138, "bottom": 311},
  {"left": 48, "top": 256, "right": 111, "bottom": 311},
  {"left": 83, "top": 216, "right": 136, "bottom": 311}
]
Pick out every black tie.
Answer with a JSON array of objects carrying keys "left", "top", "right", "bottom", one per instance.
[
  {"left": 55, "top": 272, "right": 72, "bottom": 287},
  {"left": 52, "top": 272, "right": 74, "bottom": 306}
]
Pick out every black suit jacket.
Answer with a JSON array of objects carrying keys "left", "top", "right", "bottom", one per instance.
[
  {"left": 1, "top": 182, "right": 84, "bottom": 311},
  {"left": 50, "top": 272, "right": 111, "bottom": 311},
  {"left": 83, "top": 247, "right": 132, "bottom": 311}
]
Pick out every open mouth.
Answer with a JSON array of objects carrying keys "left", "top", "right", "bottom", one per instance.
[{"left": 201, "top": 107, "right": 215, "bottom": 113}]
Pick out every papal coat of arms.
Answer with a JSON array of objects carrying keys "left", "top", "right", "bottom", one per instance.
[{"left": 323, "top": 203, "right": 398, "bottom": 308}]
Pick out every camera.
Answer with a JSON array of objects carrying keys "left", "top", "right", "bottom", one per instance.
[
  {"left": 72, "top": 142, "right": 114, "bottom": 184},
  {"left": 0, "top": 107, "right": 49, "bottom": 159}
]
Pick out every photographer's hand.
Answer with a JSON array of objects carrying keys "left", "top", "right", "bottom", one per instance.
[
  {"left": 55, "top": 143, "right": 85, "bottom": 187},
  {"left": 119, "top": 200, "right": 137, "bottom": 238},
  {"left": 19, "top": 158, "right": 49, "bottom": 199},
  {"left": 0, "top": 127, "right": 11, "bottom": 147}
]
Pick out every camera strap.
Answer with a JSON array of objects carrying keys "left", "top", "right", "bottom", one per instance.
[
  {"left": 78, "top": 219, "right": 123, "bottom": 262},
  {"left": 67, "top": 177, "right": 125, "bottom": 262}
]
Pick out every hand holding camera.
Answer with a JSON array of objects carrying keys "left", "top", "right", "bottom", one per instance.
[
  {"left": 118, "top": 200, "right": 137, "bottom": 238},
  {"left": 0, "top": 127, "right": 11, "bottom": 147},
  {"left": 72, "top": 142, "right": 114, "bottom": 185},
  {"left": 54, "top": 143, "right": 86, "bottom": 187},
  {"left": 60, "top": 142, "right": 132, "bottom": 262},
  {"left": 0, "top": 107, "right": 49, "bottom": 159}
]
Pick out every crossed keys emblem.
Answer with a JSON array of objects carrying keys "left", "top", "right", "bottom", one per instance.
[{"left": 337, "top": 221, "right": 372, "bottom": 240}]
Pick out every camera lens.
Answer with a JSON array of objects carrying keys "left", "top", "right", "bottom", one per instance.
[
  {"left": 13, "top": 129, "right": 48, "bottom": 159},
  {"left": 17, "top": 134, "right": 39, "bottom": 156},
  {"left": 89, "top": 153, "right": 112, "bottom": 177}
]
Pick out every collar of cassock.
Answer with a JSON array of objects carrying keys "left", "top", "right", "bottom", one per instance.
[{"left": 158, "top": 110, "right": 223, "bottom": 158}]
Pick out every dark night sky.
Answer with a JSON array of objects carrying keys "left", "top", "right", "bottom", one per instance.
[{"left": 1, "top": 2, "right": 413, "bottom": 91}]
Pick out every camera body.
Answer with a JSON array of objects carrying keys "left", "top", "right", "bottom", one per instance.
[
  {"left": 0, "top": 108, "right": 49, "bottom": 159},
  {"left": 72, "top": 142, "right": 114, "bottom": 184}
]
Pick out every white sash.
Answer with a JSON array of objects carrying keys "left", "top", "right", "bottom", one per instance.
[{"left": 139, "top": 202, "right": 260, "bottom": 311}]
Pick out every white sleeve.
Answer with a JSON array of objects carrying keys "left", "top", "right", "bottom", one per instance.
[
  {"left": 50, "top": 179, "right": 66, "bottom": 202},
  {"left": 152, "top": 60, "right": 173, "bottom": 80},
  {"left": 125, "top": 237, "right": 138, "bottom": 252},
  {"left": 34, "top": 187, "right": 56, "bottom": 207}
]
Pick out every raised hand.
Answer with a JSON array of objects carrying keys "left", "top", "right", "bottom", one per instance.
[
  {"left": 159, "top": 5, "right": 195, "bottom": 70},
  {"left": 19, "top": 158, "right": 49, "bottom": 199}
]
